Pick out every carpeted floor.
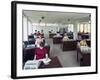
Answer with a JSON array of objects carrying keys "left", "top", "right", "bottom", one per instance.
[{"left": 45, "top": 37, "right": 80, "bottom": 67}]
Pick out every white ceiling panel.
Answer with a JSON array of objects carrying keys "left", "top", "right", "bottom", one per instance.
[{"left": 23, "top": 10, "right": 90, "bottom": 24}]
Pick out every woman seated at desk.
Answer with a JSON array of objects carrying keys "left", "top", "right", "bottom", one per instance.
[
  {"left": 62, "top": 33, "right": 69, "bottom": 41},
  {"left": 40, "top": 30, "right": 44, "bottom": 38},
  {"left": 35, "top": 35, "right": 45, "bottom": 47},
  {"left": 33, "top": 33, "right": 37, "bottom": 39},
  {"left": 79, "top": 40, "right": 88, "bottom": 46},
  {"left": 34, "top": 42, "right": 48, "bottom": 60}
]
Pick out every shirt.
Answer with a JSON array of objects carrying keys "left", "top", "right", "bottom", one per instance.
[
  {"left": 80, "top": 40, "right": 87, "bottom": 46},
  {"left": 40, "top": 33, "right": 44, "bottom": 38},
  {"left": 35, "top": 47, "right": 47, "bottom": 60},
  {"left": 62, "top": 36, "right": 69, "bottom": 41}
]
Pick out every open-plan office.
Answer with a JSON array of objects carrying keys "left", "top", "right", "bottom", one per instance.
[{"left": 22, "top": 10, "right": 91, "bottom": 69}]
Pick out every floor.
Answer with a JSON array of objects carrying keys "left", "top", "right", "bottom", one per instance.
[{"left": 45, "top": 37, "right": 80, "bottom": 67}]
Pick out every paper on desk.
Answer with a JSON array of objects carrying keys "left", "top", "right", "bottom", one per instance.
[
  {"left": 24, "top": 60, "right": 41, "bottom": 70},
  {"left": 80, "top": 46, "right": 91, "bottom": 53},
  {"left": 27, "top": 44, "right": 35, "bottom": 48},
  {"left": 41, "top": 58, "right": 51, "bottom": 64}
]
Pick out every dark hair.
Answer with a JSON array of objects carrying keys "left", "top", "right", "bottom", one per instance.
[
  {"left": 40, "top": 42, "right": 45, "bottom": 47},
  {"left": 41, "top": 29, "right": 43, "bottom": 32},
  {"left": 57, "top": 31, "right": 60, "bottom": 33}
]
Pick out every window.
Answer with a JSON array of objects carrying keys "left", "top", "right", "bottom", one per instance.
[
  {"left": 87, "top": 23, "right": 91, "bottom": 33},
  {"left": 77, "top": 23, "right": 90, "bottom": 33},
  {"left": 84, "top": 24, "right": 88, "bottom": 33},
  {"left": 80, "top": 24, "right": 84, "bottom": 32},
  {"left": 67, "top": 24, "right": 74, "bottom": 32}
]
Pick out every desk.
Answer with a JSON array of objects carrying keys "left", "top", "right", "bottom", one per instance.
[
  {"left": 39, "top": 56, "right": 62, "bottom": 68},
  {"left": 49, "top": 33, "right": 56, "bottom": 38},
  {"left": 77, "top": 46, "right": 91, "bottom": 66},
  {"left": 53, "top": 36, "right": 63, "bottom": 44},
  {"left": 78, "top": 33, "right": 90, "bottom": 39},
  {"left": 61, "top": 40, "right": 77, "bottom": 51}
]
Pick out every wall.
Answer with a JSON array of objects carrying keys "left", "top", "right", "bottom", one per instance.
[
  {"left": 32, "top": 24, "right": 69, "bottom": 38},
  {"left": 32, "top": 21, "right": 88, "bottom": 39},
  {"left": 23, "top": 15, "right": 33, "bottom": 41},
  {"left": 28, "top": 20, "right": 32, "bottom": 35},
  {"left": 32, "top": 24, "right": 66, "bottom": 33},
  {"left": 23, "top": 15, "right": 28, "bottom": 41},
  {"left": 31, "top": 18, "right": 89, "bottom": 39}
]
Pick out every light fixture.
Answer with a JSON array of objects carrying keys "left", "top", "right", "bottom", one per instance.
[
  {"left": 39, "top": 16, "right": 45, "bottom": 23},
  {"left": 41, "top": 16, "right": 45, "bottom": 19},
  {"left": 38, "top": 16, "right": 45, "bottom": 26},
  {"left": 68, "top": 18, "right": 70, "bottom": 22}
]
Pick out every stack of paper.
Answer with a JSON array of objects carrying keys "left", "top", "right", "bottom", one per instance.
[
  {"left": 24, "top": 60, "right": 41, "bottom": 70},
  {"left": 42, "top": 58, "right": 51, "bottom": 65}
]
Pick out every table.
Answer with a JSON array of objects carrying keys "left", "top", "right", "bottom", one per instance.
[
  {"left": 77, "top": 46, "right": 91, "bottom": 66},
  {"left": 49, "top": 33, "right": 56, "bottom": 38},
  {"left": 39, "top": 56, "right": 62, "bottom": 68},
  {"left": 61, "top": 40, "right": 77, "bottom": 51},
  {"left": 53, "top": 36, "right": 63, "bottom": 44}
]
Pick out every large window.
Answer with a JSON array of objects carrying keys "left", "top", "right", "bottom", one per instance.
[
  {"left": 68, "top": 24, "right": 74, "bottom": 32},
  {"left": 77, "top": 23, "right": 90, "bottom": 33}
]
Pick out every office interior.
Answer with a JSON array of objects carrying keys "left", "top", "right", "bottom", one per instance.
[{"left": 22, "top": 10, "right": 91, "bottom": 69}]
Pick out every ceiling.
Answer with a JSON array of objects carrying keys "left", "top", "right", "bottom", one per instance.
[{"left": 23, "top": 10, "right": 90, "bottom": 24}]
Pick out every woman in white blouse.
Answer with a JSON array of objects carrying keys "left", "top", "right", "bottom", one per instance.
[
  {"left": 35, "top": 35, "right": 44, "bottom": 47},
  {"left": 62, "top": 33, "right": 69, "bottom": 41}
]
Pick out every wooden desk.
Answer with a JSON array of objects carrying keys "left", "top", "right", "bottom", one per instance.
[
  {"left": 77, "top": 46, "right": 91, "bottom": 66},
  {"left": 49, "top": 33, "right": 56, "bottom": 38},
  {"left": 53, "top": 36, "right": 63, "bottom": 44},
  {"left": 78, "top": 33, "right": 90, "bottom": 39},
  {"left": 61, "top": 40, "right": 77, "bottom": 51},
  {"left": 39, "top": 56, "right": 62, "bottom": 68}
]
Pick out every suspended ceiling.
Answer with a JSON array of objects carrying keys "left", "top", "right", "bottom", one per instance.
[{"left": 23, "top": 10, "right": 90, "bottom": 24}]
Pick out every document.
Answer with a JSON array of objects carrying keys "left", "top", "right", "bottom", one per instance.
[{"left": 24, "top": 60, "right": 41, "bottom": 70}]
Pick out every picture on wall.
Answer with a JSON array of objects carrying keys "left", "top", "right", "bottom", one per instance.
[{"left": 11, "top": 1, "right": 98, "bottom": 79}]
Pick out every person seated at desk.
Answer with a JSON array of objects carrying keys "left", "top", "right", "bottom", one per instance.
[
  {"left": 49, "top": 30, "right": 53, "bottom": 33},
  {"left": 35, "top": 35, "right": 44, "bottom": 47},
  {"left": 34, "top": 42, "right": 48, "bottom": 60},
  {"left": 37, "top": 31, "right": 41, "bottom": 36},
  {"left": 54, "top": 32, "right": 62, "bottom": 37},
  {"left": 79, "top": 40, "right": 88, "bottom": 46},
  {"left": 34, "top": 30, "right": 38, "bottom": 35},
  {"left": 40, "top": 30, "right": 44, "bottom": 38},
  {"left": 62, "top": 33, "right": 69, "bottom": 41},
  {"left": 33, "top": 33, "right": 37, "bottom": 39},
  {"left": 78, "top": 40, "right": 91, "bottom": 54}
]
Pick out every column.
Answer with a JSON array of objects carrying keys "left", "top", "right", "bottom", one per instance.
[{"left": 73, "top": 22, "right": 78, "bottom": 40}]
